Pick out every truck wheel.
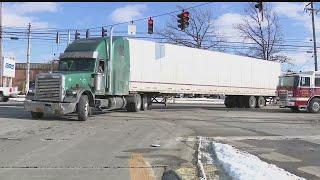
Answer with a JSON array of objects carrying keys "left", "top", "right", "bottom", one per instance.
[
  {"left": 126, "top": 94, "right": 141, "bottom": 112},
  {"left": 78, "top": 95, "right": 90, "bottom": 121},
  {"left": 256, "top": 96, "right": 265, "bottom": 108},
  {"left": 31, "top": 112, "right": 44, "bottom": 119},
  {"left": 0, "top": 93, "right": 3, "bottom": 102},
  {"left": 246, "top": 96, "right": 256, "bottom": 109},
  {"left": 141, "top": 95, "right": 148, "bottom": 111},
  {"left": 308, "top": 98, "right": 320, "bottom": 113}
]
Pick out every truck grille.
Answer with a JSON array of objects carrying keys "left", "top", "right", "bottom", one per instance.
[{"left": 35, "top": 75, "right": 62, "bottom": 102}]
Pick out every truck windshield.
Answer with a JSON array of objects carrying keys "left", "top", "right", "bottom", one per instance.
[
  {"left": 278, "top": 76, "right": 299, "bottom": 87},
  {"left": 59, "top": 58, "right": 95, "bottom": 72}
]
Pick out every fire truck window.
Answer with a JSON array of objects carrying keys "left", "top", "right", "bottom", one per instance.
[
  {"left": 315, "top": 77, "right": 320, "bottom": 87},
  {"left": 300, "top": 77, "right": 310, "bottom": 87}
]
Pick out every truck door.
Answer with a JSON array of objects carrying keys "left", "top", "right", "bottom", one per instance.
[
  {"left": 299, "top": 76, "right": 312, "bottom": 99},
  {"left": 314, "top": 76, "right": 320, "bottom": 97}
]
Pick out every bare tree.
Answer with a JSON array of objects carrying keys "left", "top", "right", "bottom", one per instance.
[
  {"left": 235, "top": 3, "right": 290, "bottom": 63},
  {"left": 157, "top": 7, "right": 224, "bottom": 51}
]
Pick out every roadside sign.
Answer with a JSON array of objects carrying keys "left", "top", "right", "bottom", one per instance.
[
  {"left": 128, "top": 23, "right": 136, "bottom": 36},
  {"left": 1, "top": 57, "right": 15, "bottom": 77}
]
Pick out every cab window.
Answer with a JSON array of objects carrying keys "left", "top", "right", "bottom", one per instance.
[
  {"left": 315, "top": 77, "right": 320, "bottom": 87},
  {"left": 300, "top": 77, "right": 310, "bottom": 87}
]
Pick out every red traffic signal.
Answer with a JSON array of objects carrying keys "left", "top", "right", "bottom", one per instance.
[
  {"left": 177, "top": 10, "right": 190, "bottom": 31},
  {"left": 148, "top": 17, "right": 154, "bottom": 34}
]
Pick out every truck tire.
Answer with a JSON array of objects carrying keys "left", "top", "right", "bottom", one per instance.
[
  {"left": 126, "top": 94, "right": 141, "bottom": 112},
  {"left": 147, "top": 96, "right": 152, "bottom": 110},
  {"left": 308, "top": 98, "right": 320, "bottom": 113},
  {"left": 256, "top": 96, "right": 265, "bottom": 108},
  {"left": 31, "top": 112, "right": 44, "bottom": 119},
  {"left": 246, "top": 96, "right": 256, "bottom": 109},
  {"left": 78, "top": 95, "right": 90, "bottom": 121},
  {"left": 141, "top": 95, "right": 148, "bottom": 111},
  {"left": 0, "top": 92, "right": 3, "bottom": 102}
]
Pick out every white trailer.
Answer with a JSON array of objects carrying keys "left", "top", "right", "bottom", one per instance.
[{"left": 127, "top": 39, "right": 281, "bottom": 108}]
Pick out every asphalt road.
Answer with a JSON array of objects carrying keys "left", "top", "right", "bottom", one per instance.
[{"left": 0, "top": 101, "right": 319, "bottom": 180}]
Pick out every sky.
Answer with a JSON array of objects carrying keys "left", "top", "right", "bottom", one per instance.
[{"left": 2, "top": 2, "right": 320, "bottom": 72}]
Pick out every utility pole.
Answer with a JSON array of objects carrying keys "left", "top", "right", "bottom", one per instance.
[
  {"left": 25, "top": 23, "right": 31, "bottom": 94},
  {"left": 0, "top": 2, "right": 3, "bottom": 87},
  {"left": 67, "top": 30, "right": 70, "bottom": 45},
  {"left": 305, "top": 2, "right": 319, "bottom": 71}
]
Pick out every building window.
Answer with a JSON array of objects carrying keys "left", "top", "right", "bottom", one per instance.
[{"left": 155, "top": 43, "right": 165, "bottom": 60}]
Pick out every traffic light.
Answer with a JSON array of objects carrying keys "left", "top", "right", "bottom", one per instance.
[
  {"left": 177, "top": 11, "right": 190, "bottom": 31},
  {"left": 86, "top": 29, "right": 90, "bottom": 38},
  {"left": 75, "top": 30, "right": 80, "bottom": 40},
  {"left": 148, "top": 17, "right": 154, "bottom": 34},
  {"left": 255, "top": 2, "right": 263, "bottom": 12},
  {"left": 55, "top": 32, "right": 60, "bottom": 44},
  {"left": 102, "top": 27, "right": 108, "bottom": 37}
]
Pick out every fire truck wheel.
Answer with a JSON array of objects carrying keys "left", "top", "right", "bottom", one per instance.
[
  {"left": 308, "top": 98, "right": 320, "bottom": 113},
  {"left": 78, "top": 95, "right": 89, "bottom": 121},
  {"left": 31, "top": 112, "right": 44, "bottom": 119}
]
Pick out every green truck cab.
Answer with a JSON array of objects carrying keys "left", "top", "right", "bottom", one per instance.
[{"left": 24, "top": 37, "right": 149, "bottom": 120}]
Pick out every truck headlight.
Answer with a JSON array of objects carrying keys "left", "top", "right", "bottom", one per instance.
[{"left": 66, "top": 89, "right": 77, "bottom": 96}]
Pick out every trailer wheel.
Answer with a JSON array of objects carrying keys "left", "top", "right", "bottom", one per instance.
[
  {"left": 126, "top": 94, "right": 141, "bottom": 112},
  {"left": 31, "top": 112, "right": 44, "bottom": 119},
  {"left": 256, "top": 96, "right": 265, "bottom": 108},
  {"left": 78, "top": 95, "right": 90, "bottom": 121},
  {"left": 141, "top": 95, "right": 148, "bottom": 111},
  {"left": 308, "top": 98, "right": 320, "bottom": 113},
  {"left": 246, "top": 96, "right": 256, "bottom": 109},
  {"left": 0, "top": 92, "right": 3, "bottom": 102}
]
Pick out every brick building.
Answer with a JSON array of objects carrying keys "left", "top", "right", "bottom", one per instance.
[{"left": 14, "top": 62, "right": 59, "bottom": 92}]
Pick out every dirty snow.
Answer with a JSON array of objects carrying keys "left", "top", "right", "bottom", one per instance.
[{"left": 210, "top": 141, "right": 306, "bottom": 180}]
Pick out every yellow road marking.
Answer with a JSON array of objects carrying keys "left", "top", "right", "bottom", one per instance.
[{"left": 129, "top": 153, "right": 155, "bottom": 180}]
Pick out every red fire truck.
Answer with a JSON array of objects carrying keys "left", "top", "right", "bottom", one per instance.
[{"left": 277, "top": 71, "right": 320, "bottom": 113}]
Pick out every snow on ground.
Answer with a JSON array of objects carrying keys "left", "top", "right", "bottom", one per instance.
[
  {"left": 207, "top": 141, "right": 306, "bottom": 180},
  {"left": 9, "top": 97, "right": 25, "bottom": 102}
]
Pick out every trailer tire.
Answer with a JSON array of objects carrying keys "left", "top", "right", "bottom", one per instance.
[
  {"left": 246, "top": 96, "right": 256, "bottom": 109},
  {"left": 256, "top": 96, "right": 265, "bottom": 108},
  {"left": 141, "top": 95, "right": 148, "bottom": 111},
  {"left": 31, "top": 112, "right": 44, "bottom": 119},
  {"left": 0, "top": 92, "right": 3, "bottom": 102},
  {"left": 78, "top": 95, "right": 90, "bottom": 121},
  {"left": 308, "top": 98, "right": 320, "bottom": 113},
  {"left": 126, "top": 94, "right": 141, "bottom": 112}
]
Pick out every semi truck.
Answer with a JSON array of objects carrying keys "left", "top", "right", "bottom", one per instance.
[
  {"left": 0, "top": 57, "right": 18, "bottom": 102},
  {"left": 24, "top": 37, "right": 281, "bottom": 120},
  {"left": 277, "top": 71, "right": 320, "bottom": 113}
]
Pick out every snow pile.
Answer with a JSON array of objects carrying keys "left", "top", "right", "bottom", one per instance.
[{"left": 212, "top": 142, "right": 305, "bottom": 180}]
